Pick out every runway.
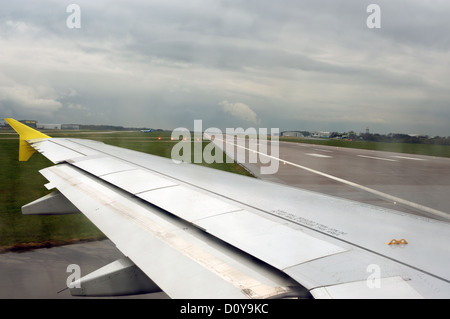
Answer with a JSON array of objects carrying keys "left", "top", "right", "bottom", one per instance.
[
  {"left": 216, "top": 138, "right": 450, "bottom": 221},
  {"left": 276, "top": 141, "right": 448, "bottom": 221},
  {"left": 0, "top": 240, "right": 168, "bottom": 299}
]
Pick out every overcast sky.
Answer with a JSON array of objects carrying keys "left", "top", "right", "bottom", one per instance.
[{"left": 1, "top": 0, "right": 449, "bottom": 135}]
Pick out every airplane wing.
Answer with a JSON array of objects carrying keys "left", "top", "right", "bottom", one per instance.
[{"left": 5, "top": 118, "right": 450, "bottom": 299}]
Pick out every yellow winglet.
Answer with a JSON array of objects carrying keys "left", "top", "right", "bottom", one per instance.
[{"left": 4, "top": 118, "right": 51, "bottom": 161}]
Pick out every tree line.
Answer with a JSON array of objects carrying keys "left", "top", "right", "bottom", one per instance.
[{"left": 359, "top": 133, "right": 450, "bottom": 145}]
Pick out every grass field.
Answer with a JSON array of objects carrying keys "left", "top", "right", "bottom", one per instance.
[{"left": 0, "top": 130, "right": 252, "bottom": 252}]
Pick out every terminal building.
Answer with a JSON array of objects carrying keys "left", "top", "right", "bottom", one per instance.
[
  {"left": 19, "top": 120, "right": 37, "bottom": 128},
  {"left": 37, "top": 123, "right": 62, "bottom": 130},
  {"left": 7, "top": 120, "right": 79, "bottom": 130},
  {"left": 281, "top": 131, "right": 304, "bottom": 137}
]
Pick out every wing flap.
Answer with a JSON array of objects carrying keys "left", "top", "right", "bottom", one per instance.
[
  {"left": 65, "top": 154, "right": 348, "bottom": 272},
  {"left": 40, "top": 164, "right": 308, "bottom": 299},
  {"left": 70, "top": 155, "right": 137, "bottom": 176},
  {"left": 137, "top": 185, "right": 242, "bottom": 221},
  {"left": 196, "top": 210, "right": 346, "bottom": 270},
  {"left": 31, "top": 139, "right": 88, "bottom": 163},
  {"left": 102, "top": 169, "right": 178, "bottom": 194},
  {"left": 310, "top": 276, "right": 423, "bottom": 299}
]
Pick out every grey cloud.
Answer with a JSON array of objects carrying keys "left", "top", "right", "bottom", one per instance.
[{"left": 0, "top": 0, "right": 449, "bottom": 135}]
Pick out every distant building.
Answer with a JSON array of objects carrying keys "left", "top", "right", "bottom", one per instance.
[
  {"left": 312, "top": 131, "right": 330, "bottom": 138},
  {"left": 281, "top": 131, "right": 304, "bottom": 137},
  {"left": 19, "top": 120, "right": 37, "bottom": 128},
  {"left": 37, "top": 123, "right": 62, "bottom": 130}
]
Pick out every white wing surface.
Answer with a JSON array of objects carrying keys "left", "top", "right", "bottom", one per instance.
[{"left": 5, "top": 119, "right": 450, "bottom": 299}]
